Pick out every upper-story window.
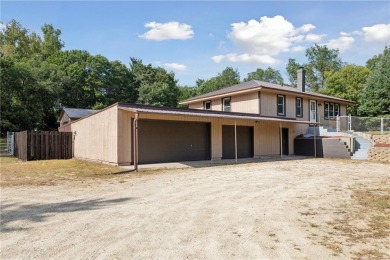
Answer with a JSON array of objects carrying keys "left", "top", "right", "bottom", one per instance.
[
  {"left": 222, "top": 97, "right": 231, "bottom": 112},
  {"left": 277, "top": 95, "right": 285, "bottom": 116},
  {"left": 296, "top": 97, "right": 303, "bottom": 118},
  {"left": 324, "top": 102, "right": 340, "bottom": 118},
  {"left": 203, "top": 100, "right": 211, "bottom": 110}
]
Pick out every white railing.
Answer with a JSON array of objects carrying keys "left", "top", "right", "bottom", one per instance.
[{"left": 323, "top": 116, "right": 390, "bottom": 133}]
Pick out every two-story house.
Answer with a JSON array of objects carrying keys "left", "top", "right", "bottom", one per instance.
[{"left": 59, "top": 68, "right": 353, "bottom": 166}]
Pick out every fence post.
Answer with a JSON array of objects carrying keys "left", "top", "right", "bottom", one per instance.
[
  {"left": 381, "top": 117, "right": 384, "bottom": 134},
  {"left": 348, "top": 114, "right": 352, "bottom": 132},
  {"left": 336, "top": 116, "right": 340, "bottom": 132}
]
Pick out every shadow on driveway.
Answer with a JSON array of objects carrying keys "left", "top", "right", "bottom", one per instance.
[{"left": 0, "top": 197, "right": 133, "bottom": 233}]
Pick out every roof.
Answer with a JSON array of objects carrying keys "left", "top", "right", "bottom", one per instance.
[
  {"left": 59, "top": 107, "right": 98, "bottom": 121},
  {"left": 179, "top": 80, "right": 354, "bottom": 104},
  {"left": 117, "top": 102, "right": 318, "bottom": 125}
]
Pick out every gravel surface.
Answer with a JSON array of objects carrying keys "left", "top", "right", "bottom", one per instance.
[{"left": 1, "top": 158, "right": 389, "bottom": 259}]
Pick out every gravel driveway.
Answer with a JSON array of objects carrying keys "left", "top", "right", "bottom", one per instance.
[{"left": 1, "top": 158, "right": 389, "bottom": 259}]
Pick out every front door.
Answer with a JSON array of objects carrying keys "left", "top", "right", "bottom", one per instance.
[
  {"left": 281, "top": 128, "right": 289, "bottom": 155},
  {"left": 309, "top": 100, "right": 317, "bottom": 122}
]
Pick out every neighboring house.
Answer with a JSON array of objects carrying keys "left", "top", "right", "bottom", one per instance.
[
  {"left": 59, "top": 68, "right": 354, "bottom": 166},
  {"left": 58, "top": 108, "right": 99, "bottom": 127}
]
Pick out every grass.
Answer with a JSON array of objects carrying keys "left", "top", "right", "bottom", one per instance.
[
  {"left": 0, "top": 155, "right": 129, "bottom": 187},
  {"left": 0, "top": 137, "right": 7, "bottom": 150},
  {"left": 324, "top": 182, "right": 390, "bottom": 258}
]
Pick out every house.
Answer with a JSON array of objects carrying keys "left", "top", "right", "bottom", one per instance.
[
  {"left": 58, "top": 68, "right": 354, "bottom": 166},
  {"left": 58, "top": 108, "right": 98, "bottom": 127}
]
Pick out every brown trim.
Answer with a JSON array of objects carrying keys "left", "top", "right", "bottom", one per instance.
[
  {"left": 203, "top": 100, "right": 211, "bottom": 110},
  {"left": 222, "top": 96, "right": 231, "bottom": 112},
  {"left": 277, "top": 94, "right": 286, "bottom": 117},
  {"left": 296, "top": 97, "right": 303, "bottom": 118},
  {"left": 258, "top": 91, "right": 261, "bottom": 115}
]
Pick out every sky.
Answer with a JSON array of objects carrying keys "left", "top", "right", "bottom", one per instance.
[{"left": 1, "top": 1, "right": 390, "bottom": 86}]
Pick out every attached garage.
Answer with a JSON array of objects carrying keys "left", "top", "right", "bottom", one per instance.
[
  {"left": 136, "top": 119, "right": 211, "bottom": 164},
  {"left": 222, "top": 125, "right": 254, "bottom": 159}
]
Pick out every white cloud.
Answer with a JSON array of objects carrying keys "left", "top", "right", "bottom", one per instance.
[
  {"left": 212, "top": 53, "right": 278, "bottom": 65},
  {"left": 306, "top": 33, "right": 326, "bottom": 42},
  {"left": 297, "top": 24, "right": 316, "bottom": 33},
  {"left": 139, "top": 21, "right": 194, "bottom": 41},
  {"left": 0, "top": 23, "right": 6, "bottom": 31},
  {"left": 212, "top": 15, "right": 318, "bottom": 65},
  {"left": 361, "top": 24, "right": 390, "bottom": 43},
  {"left": 291, "top": 45, "right": 305, "bottom": 52},
  {"left": 325, "top": 34, "right": 355, "bottom": 52},
  {"left": 164, "top": 63, "right": 187, "bottom": 71}
]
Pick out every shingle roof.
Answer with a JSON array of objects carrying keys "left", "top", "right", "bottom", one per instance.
[
  {"left": 63, "top": 108, "right": 98, "bottom": 119},
  {"left": 180, "top": 80, "right": 354, "bottom": 104}
]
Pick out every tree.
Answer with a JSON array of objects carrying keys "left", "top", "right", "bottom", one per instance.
[
  {"left": 130, "top": 58, "right": 180, "bottom": 107},
  {"left": 244, "top": 67, "right": 283, "bottom": 84},
  {"left": 41, "top": 24, "right": 64, "bottom": 59},
  {"left": 197, "top": 67, "right": 240, "bottom": 94},
  {"left": 358, "top": 47, "right": 390, "bottom": 116},
  {"left": 285, "top": 58, "right": 302, "bottom": 87},
  {"left": 286, "top": 44, "right": 343, "bottom": 91},
  {"left": 321, "top": 65, "right": 369, "bottom": 115}
]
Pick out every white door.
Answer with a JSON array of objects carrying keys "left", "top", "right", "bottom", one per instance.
[{"left": 309, "top": 100, "right": 317, "bottom": 122}]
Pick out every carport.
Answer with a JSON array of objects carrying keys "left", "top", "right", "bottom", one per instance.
[{"left": 118, "top": 103, "right": 319, "bottom": 171}]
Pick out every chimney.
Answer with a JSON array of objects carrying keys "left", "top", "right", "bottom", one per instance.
[{"left": 297, "top": 67, "right": 306, "bottom": 92}]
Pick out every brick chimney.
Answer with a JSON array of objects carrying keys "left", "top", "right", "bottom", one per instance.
[{"left": 297, "top": 67, "right": 306, "bottom": 92}]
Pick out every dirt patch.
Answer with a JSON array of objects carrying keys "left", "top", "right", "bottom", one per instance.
[{"left": 1, "top": 158, "right": 389, "bottom": 259}]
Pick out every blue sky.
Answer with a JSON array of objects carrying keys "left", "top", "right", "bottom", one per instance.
[{"left": 2, "top": 1, "right": 390, "bottom": 86}]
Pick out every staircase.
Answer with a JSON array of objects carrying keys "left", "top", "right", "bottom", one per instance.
[
  {"left": 351, "top": 134, "right": 372, "bottom": 160},
  {"left": 322, "top": 138, "right": 353, "bottom": 159}
]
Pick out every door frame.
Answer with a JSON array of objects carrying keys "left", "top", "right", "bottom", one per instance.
[
  {"left": 309, "top": 100, "right": 317, "bottom": 122},
  {"left": 280, "top": 128, "right": 289, "bottom": 155}
]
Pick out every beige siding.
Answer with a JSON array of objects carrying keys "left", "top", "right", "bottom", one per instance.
[
  {"left": 231, "top": 92, "right": 259, "bottom": 114},
  {"left": 118, "top": 110, "right": 132, "bottom": 164},
  {"left": 340, "top": 104, "right": 347, "bottom": 116},
  {"left": 211, "top": 98, "right": 222, "bottom": 111},
  {"left": 71, "top": 105, "right": 118, "bottom": 164},
  {"left": 286, "top": 96, "right": 295, "bottom": 118},
  {"left": 59, "top": 113, "right": 71, "bottom": 127},
  {"left": 188, "top": 102, "right": 203, "bottom": 110},
  {"left": 260, "top": 92, "right": 277, "bottom": 117}
]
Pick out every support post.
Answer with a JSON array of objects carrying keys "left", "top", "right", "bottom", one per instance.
[
  {"left": 234, "top": 120, "right": 238, "bottom": 164},
  {"left": 280, "top": 123, "right": 283, "bottom": 159},
  {"left": 133, "top": 112, "right": 139, "bottom": 172},
  {"left": 314, "top": 124, "right": 317, "bottom": 158},
  {"left": 336, "top": 115, "right": 340, "bottom": 132},
  {"left": 381, "top": 117, "right": 384, "bottom": 134},
  {"left": 348, "top": 114, "right": 352, "bottom": 132}
]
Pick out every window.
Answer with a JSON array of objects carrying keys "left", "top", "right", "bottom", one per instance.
[
  {"left": 334, "top": 104, "right": 340, "bottom": 116},
  {"left": 324, "top": 102, "right": 340, "bottom": 119},
  {"left": 296, "top": 97, "right": 303, "bottom": 118},
  {"left": 222, "top": 97, "right": 231, "bottom": 112},
  {"left": 329, "top": 103, "right": 334, "bottom": 117},
  {"left": 277, "top": 95, "right": 285, "bottom": 116},
  {"left": 203, "top": 100, "right": 211, "bottom": 110}
]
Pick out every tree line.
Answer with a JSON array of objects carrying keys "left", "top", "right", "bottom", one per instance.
[{"left": 1, "top": 20, "right": 389, "bottom": 135}]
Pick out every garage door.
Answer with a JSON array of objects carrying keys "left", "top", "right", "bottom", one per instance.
[
  {"left": 222, "top": 125, "right": 254, "bottom": 159},
  {"left": 136, "top": 120, "right": 211, "bottom": 164}
]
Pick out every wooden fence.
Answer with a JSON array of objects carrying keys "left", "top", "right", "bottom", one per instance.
[{"left": 14, "top": 131, "right": 72, "bottom": 161}]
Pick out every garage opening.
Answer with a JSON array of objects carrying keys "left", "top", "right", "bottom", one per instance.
[
  {"left": 222, "top": 125, "right": 254, "bottom": 159},
  {"left": 135, "top": 119, "right": 211, "bottom": 164}
]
